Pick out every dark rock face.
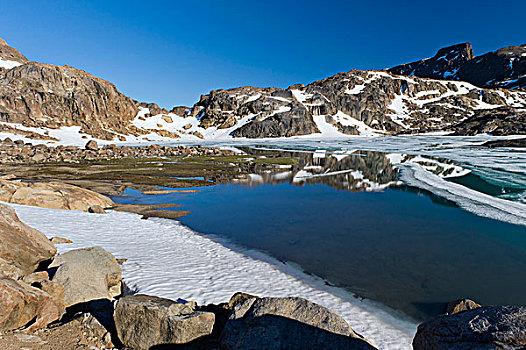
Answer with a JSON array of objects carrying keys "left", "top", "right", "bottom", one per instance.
[
  {"left": 389, "top": 43, "right": 474, "bottom": 80},
  {"left": 413, "top": 306, "right": 526, "bottom": 350},
  {"left": 451, "top": 107, "right": 526, "bottom": 136},
  {"left": 232, "top": 106, "right": 319, "bottom": 138},
  {"left": 457, "top": 45, "right": 526, "bottom": 89},
  {"left": 389, "top": 43, "right": 526, "bottom": 90},
  {"left": 0, "top": 62, "right": 139, "bottom": 140}
]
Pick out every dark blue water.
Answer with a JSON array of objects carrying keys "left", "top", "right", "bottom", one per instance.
[{"left": 112, "top": 181, "right": 526, "bottom": 321}]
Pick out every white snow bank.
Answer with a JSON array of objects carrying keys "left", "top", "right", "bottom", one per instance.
[
  {"left": 0, "top": 57, "right": 22, "bottom": 70},
  {"left": 11, "top": 203, "right": 416, "bottom": 349}
]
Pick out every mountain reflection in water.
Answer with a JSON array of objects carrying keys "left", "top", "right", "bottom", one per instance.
[{"left": 232, "top": 148, "right": 400, "bottom": 192}]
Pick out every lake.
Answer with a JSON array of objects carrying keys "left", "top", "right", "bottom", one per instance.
[{"left": 111, "top": 143, "right": 526, "bottom": 321}]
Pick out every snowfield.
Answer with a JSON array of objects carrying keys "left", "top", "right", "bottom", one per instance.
[{"left": 12, "top": 203, "right": 417, "bottom": 350}]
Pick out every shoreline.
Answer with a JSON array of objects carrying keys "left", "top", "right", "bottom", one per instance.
[{"left": 10, "top": 202, "right": 417, "bottom": 349}]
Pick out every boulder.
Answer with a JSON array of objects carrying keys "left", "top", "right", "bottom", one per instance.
[
  {"left": 0, "top": 180, "right": 114, "bottom": 211},
  {"left": 0, "top": 203, "right": 56, "bottom": 276},
  {"left": 161, "top": 115, "right": 173, "bottom": 123},
  {"left": 0, "top": 278, "right": 63, "bottom": 331},
  {"left": 446, "top": 298, "right": 481, "bottom": 315},
  {"left": 114, "top": 294, "right": 215, "bottom": 350},
  {"left": 85, "top": 140, "right": 99, "bottom": 150},
  {"left": 413, "top": 305, "right": 526, "bottom": 350},
  {"left": 199, "top": 292, "right": 259, "bottom": 339},
  {"left": 50, "top": 236, "right": 73, "bottom": 244},
  {"left": 88, "top": 205, "right": 106, "bottom": 214},
  {"left": 220, "top": 296, "right": 376, "bottom": 350},
  {"left": 48, "top": 247, "right": 122, "bottom": 308}
]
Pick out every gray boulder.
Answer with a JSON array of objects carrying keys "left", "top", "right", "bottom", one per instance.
[
  {"left": 48, "top": 246, "right": 122, "bottom": 307},
  {"left": 413, "top": 305, "right": 526, "bottom": 350},
  {"left": 220, "top": 296, "right": 376, "bottom": 349},
  {"left": 114, "top": 294, "right": 215, "bottom": 350}
]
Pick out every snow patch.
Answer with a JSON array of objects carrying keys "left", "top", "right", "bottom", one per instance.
[{"left": 0, "top": 57, "right": 22, "bottom": 70}]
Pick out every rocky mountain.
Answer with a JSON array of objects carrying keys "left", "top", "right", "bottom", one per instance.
[
  {"left": 174, "top": 69, "right": 526, "bottom": 137},
  {"left": 389, "top": 43, "right": 526, "bottom": 90},
  {"left": 1, "top": 37, "right": 526, "bottom": 143}
]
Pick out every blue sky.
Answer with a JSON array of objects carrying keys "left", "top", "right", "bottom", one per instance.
[{"left": 1, "top": 0, "right": 525, "bottom": 108}]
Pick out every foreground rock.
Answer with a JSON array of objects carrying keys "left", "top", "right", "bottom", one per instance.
[
  {"left": 48, "top": 247, "right": 122, "bottom": 308},
  {"left": 0, "top": 278, "right": 63, "bottom": 331},
  {"left": 0, "top": 203, "right": 56, "bottom": 277},
  {"left": 0, "top": 180, "right": 114, "bottom": 211},
  {"left": 220, "top": 296, "right": 376, "bottom": 350},
  {"left": 413, "top": 305, "right": 526, "bottom": 349},
  {"left": 114, "top": 294, "right": 215, "bottom": 350}
]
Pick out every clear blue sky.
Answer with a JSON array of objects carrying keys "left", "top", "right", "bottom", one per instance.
[{"left": 1, "top": 0, "right": 525, "bottom": 108}]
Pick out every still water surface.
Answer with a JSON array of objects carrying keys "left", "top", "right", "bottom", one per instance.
[{"left": 112, "top": 149, "right": 526, "bottom": 321}]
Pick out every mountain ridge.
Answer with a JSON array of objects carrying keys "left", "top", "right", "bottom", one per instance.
[
  {"left": 388, "top": 43, "right": 526, "bottom": 90},
  {"left": 1, "top": 37, "right": 525, "bottom": 144}
]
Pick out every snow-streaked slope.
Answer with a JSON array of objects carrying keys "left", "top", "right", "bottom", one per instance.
[{"left": 12, "top": 203, "right": 417, "bottom": 350}]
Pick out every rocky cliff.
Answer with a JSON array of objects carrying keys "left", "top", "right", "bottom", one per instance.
[
  {"left": 389, "top": 43, "right": 526, "bottom": 90},
  {"left": 0, "top": 38, "right": 143, "bottom": 141}
]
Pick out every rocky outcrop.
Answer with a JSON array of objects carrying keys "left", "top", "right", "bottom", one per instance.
[
  {"left": 114, "top": 294, "right": 215, "bottom": 350},
  {"left": 0, "top": 203, "right": 56, "bottom": 277},
  {"left": 48, "top": 247, "right": 122, "bottom": 308},
  {"left": 0, "top": 278, "right": 64, "bottom": 331},
  {"left": 413, "top": 305, "right": 526, "bottom": 349},
  {"left": 220, "top": 296, "right": 376, "bottom": 350},
  {"left": 389, "top": 42, "right": 526, "bottom": 90},
  {"left": 0, "top": 180, "right": 114, "bottom": 211},
  {"left": 232, "top": 106, "right": 320, "bottom": 138},
  {"left": 0, "top": 62, "right": 139, "bottom": 140}
]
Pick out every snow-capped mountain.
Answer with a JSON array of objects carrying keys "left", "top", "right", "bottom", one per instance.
[{"left": 1, "top": 37, "right": 526, "bottom": 145}]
